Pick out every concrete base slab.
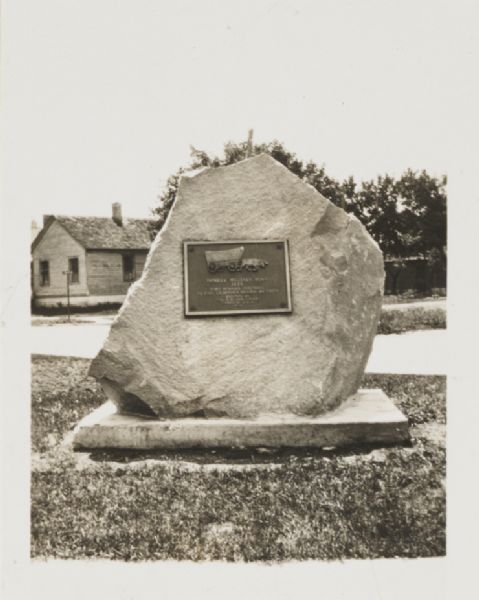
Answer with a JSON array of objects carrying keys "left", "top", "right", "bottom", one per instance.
[{"left": 73, "top": 389, "right": 409, "bottom": 450}]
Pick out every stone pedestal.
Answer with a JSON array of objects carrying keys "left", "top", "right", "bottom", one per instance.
[{"left": 73, "top": 389, "right": 408, "bottom": 450}]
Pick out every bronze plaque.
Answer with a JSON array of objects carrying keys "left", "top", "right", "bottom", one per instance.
[{"left": 183, "top": 240, "right": 292, "bottom": 316}]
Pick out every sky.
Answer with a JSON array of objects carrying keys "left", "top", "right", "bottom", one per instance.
[{"left": 3, "top": 0, "right": 476, "bottom": 225}]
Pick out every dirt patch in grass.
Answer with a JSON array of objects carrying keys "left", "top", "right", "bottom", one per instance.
[{"left": 30, "top": 356, "right": 446, "bottom": 561}]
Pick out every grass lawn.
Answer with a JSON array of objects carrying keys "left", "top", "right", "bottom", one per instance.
[
  {"left": 32, "top": 303, "right": 121, "bottom": 317},
  {"left": 381, "top": 294, "right": 446, "bottom": 305},
  {"left": 31, "top": 355, "right": 446, "bottom": 561},
  {"left": 377, "top": 307, "right": 445, "bottom": 334}
]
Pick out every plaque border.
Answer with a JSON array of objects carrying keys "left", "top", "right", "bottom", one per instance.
[{"left": 183, "top": 239, "right": 293, "bottom": 317}]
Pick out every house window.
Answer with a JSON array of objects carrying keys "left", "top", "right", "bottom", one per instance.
[
  {"left": 39, "top": 260, "right": 50, "bottom": 286},
  {"left": 68, "top": 257, "right": 79, "bottom": 283},
  {"left": 122, "top": 254, "right": 135, "bottom": 282}
]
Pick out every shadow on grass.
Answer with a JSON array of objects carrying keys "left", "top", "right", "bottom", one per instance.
[{"left": 84, "top": 438, "right": 413, "bottom": 465}]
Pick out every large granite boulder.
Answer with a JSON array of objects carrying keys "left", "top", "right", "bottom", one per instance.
[{"left": 89, "top": 154, "right": 384, "bottom": 418}]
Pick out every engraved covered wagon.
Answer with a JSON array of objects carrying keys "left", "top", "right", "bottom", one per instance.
[
  {"left": 204, "top": 246, "right": 244, "bottom": 272},
  {"left": 204, "top": 246, "right": 268, "bottom": 273}
]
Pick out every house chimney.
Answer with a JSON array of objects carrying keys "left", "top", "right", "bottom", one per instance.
[
  {"left": 112, "top": 202, "right": 123, "bottom": 226},
  {"left": 31, "top": 220, "right": 41, "bottom": 243}
]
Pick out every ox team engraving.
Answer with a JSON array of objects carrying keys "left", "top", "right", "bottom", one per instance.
[{"left": 183, "top": 240, "right": 292, "bottom": 316}]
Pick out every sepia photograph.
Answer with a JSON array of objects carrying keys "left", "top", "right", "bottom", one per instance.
[{"left": 1, "top": 1, "right": 477, "bottom": 599}]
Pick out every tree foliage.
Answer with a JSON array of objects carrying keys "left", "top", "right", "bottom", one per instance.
[{"left": 152, "top": 140, "right": 447, "bottom": 264}]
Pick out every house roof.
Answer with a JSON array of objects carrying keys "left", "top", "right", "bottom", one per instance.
[{"left": 32, "top": 215, "right": 155, "bottom": 251}]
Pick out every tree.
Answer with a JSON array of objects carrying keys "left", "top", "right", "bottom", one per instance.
[
  {"left": 354, "top": 170, "right": 446, "bottom": 294},
  {"left": 396, "top": 169, "right": 447, "bottom": 261},
  {"left": 356, "top": 175, "right": 412, "bottom": 258},
  {"left": 151, "top": 139, "right": 447, "bottom": 291},
  {"left": 152, "top": 140, "right": 356, "bottom": 233}
]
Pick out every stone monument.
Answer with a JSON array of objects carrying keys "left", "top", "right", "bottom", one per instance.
[{"left": 74, "top": 154, "right": 408, "bottom": 449}]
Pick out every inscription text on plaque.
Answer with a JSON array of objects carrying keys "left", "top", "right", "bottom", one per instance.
[{"left": 183, "top": 240, "right": 292, "bottom": 316}]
